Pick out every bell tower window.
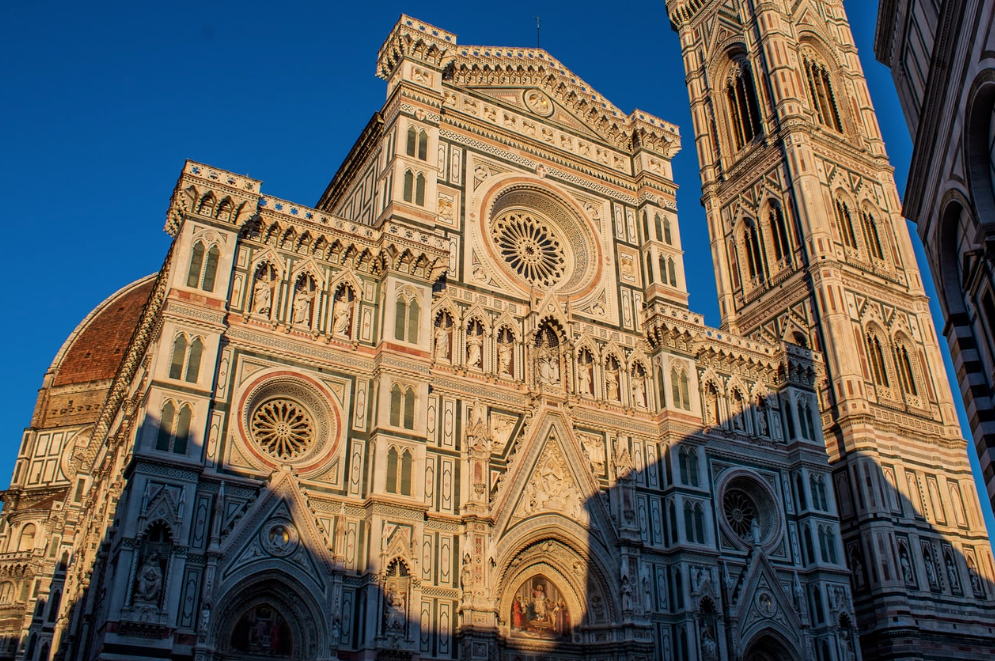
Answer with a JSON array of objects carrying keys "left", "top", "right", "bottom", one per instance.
[
  {"left": 725, "top": 59, "right": 763, "bottom": 150},
  {"left": 804, "top": 55, "right": 843, "bottom": 132}
]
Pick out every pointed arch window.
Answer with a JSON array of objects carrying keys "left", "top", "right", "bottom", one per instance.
[
  {"left": 659, "top": 255, "right": 668, "bottom": 285},
  {"left": 155, "top": 402, "right": 191, "bottom": 454},
  {"left": 394, "top": 293, "right": 420, "bottom": 343},
  {"left": 417, "top": 130, "right": 428, "bottom": 160},
  {"left": 804, "top": 56, "right": 843, "bottom": 132},
  {"left": 389, "top": 385, "right": 402, "bottom": 427},
  {"left": 725, "top": 58, "right": 764, "bottom": 150},
  {"left": 385, "top": 446, "right": 414, "bottom": 495},
  {"left": 415, "top": 173, "right": 426, "bottom": 206},
  {"left": 663, "top": 218, "right": 673, "bottom": 244},
  {"left": 769, "top": 204, "right": 792, "bottom": 263},
  {"left": 835, "top": 199, "right": 859, "bottom": 249},
  {"left": 17, "top": 524, "right": 35, "bottom": 553},
  {"left": 169, "top": 334, "right": 203, "bottom": 384},
  {"left": 402, "top": 169, "right": 414, "bottom": 203},
  {"left": 861, "top": 210, "right": 885, "bottom": 260},
  {"left": 743, "top": 220, "right": 767, "bottom": 282},
  {"left": 679, "top": 447, "right": 700, "bottom": 487},
  {"left": 895, "top": 343, "right": 919, "bottom": 396},
  {"left": 866, "top": 331, "right": 890, "bottom": 387},
  {"left": 654, "top": 214, "right": 664, "bottom": 242},
  {"left": 186, "top": 241, "right": 221, "bottom": 292},
  {"left": 406, "top": 126, "right": 417, "bottom": 156},
  {"left": 400, "top": 449, "right": 413, "bottom": 495},
  {"left": 670, "top": 366, "right": 691, "bottom": 411},
  {"left": 668, "top": 257, "right": 677, "bottom": 286},
  {"left": 386, "top": 447, "right": 399, "bottom": 492}
]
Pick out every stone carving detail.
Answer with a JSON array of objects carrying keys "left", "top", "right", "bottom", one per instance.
[
  {"left": 260, "top": 518, "right": 299, "bottom": 557},
  {"left": 493, "top": 211, "right": 566, "bottom": 288},
  {"left": 251, "top": 399, "right": 314, "bottom": 460},
  {"left": 515, "top": 441, "right": 584, "bottom": 521}
]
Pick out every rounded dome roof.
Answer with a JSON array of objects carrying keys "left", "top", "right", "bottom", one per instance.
[{"left": 51, "top": 275, "right": 156, "bottom": 387}]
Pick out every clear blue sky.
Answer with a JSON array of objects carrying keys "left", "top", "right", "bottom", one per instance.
[{"left": 2, "top": 1, "right": 991, "bottom": 539}]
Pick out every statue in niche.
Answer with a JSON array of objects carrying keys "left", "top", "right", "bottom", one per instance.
[
  {"left": 535, "top": 327, "right": 560, "bottom": 385},
  {"left": 703, "top": 384, "right": 718, "bottom": 425},
  {"left": 497, "top": 328, "right": 514, "bottom": 376},
  {"left": 641, "top": 563, "right": 653, "bottom": 610},
  {"left": 605, "top": 359, "right": 620, "bottom": 400},
  {"left": 968, "top": 558, "right": 985, "bottom": 596},
  {"left": 701, "top": 625, "right": 718, "bottom": 660},
  {"left": 466, "top": 320, "right": 483, "bottom": 369},
  {"left": 293, "top": 278, "right": 315, "bottom": 325},
  {"left": 460, "top": 553, "right": 474, "bottom": 593},
  {"left": 631, "top": 366, "right": 646, "bottom": 407},
  {"left": 434, "top": 315, "right": 452, "bottom": 361},
  {"left": 899, "top": 543, "right": 914, "bottom": 583},
  {"left": 922, "top": 547, "right": 939, "bottom": 588},
  {"left": 385, "top": 588, "right": 406, "bottom": 630},
  {"left": 730, "top": 391, "right": 745, "bottom": 431},
  {"left": 252, "top": 267, "right": 274, "bottom": 315},
  {"left": 332, "top": 289, "right": 354, "bottom": 337},
  {"left": 945, "top": 552, "right": 961, "bottom": 591},
  {"left": 755, "top": 398, "right": 769, "bottom": 436},
  {"left": 135, "top": 553, "right": 163, "bottom": 603},
  {"left": 577, "top": 351, "right": 593, "bottom": 395}
]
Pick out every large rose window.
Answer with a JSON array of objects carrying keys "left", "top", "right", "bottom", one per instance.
[
  {"left": 250, "top": 399, "right": 314, "bottom": 460},
  {"left": 492, "top": 211, "right": 567, "bottom": 288},
  {"left": 719, "top": 473, "right": 780, "bottom": 548},
  {"left": 723, "top": 488, "right": 758, "bottom": 539}
]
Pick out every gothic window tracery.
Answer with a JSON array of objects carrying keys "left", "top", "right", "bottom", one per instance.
[
  {"left": 655, "top": 213, "right": 664, "bottom": 242},
  {"left": 250, "top": 398, "right": 314, "bottom": 460},
  {"left": 818, "top": 525, "right": 838, "bottom": 563},
  {"left": 406, "top": 126, "right": 429, "bottom": 161},
  {"left": 865, "top": 329, "right": 890, "bottom": 387},
  {"left": 156, "top": 401, "right": 191, "bottom": 454},
  {"left": 725, "top": 57, "right": 764, "bottom": 150},
  {"left": 803, "top": 53, "right": 843, "bottom": 132},
  {"left": 861, "top": 208, "right": 886, "bottom": 261},
  {"left": 679, "top": 447, "right": 700, "bottom": 487},
  {"left": 389, "top": 384, "right": 416, "bottom": 430},
  {"left": 394, "top": 290, "right": 421, "bottom": 344},
  {"left": 683, "top": 501, "right": 706, "bottom": 544},
  {"left": 385, "top": 446, "right": 413, "bottom": 496},
  {"left": 186, "top": 240, "right": 220, "bottom": 292},
  {"left": 810, "top": 475, "right": 829, "bottom": 511},
  {"left": 768, "top": 203, "right": 792, "bottom": 266},
  {"left": 168, "top": 333, "right": 203, "bottom": 384},
  {"left": 664, "top": 217, "right": 673, "bottom": 244},
  {"left": 743, "top": 219, "right": 768, "bottom": 284},
  {"left": 893, "top": 337, "right": 920, "bottom": 397},
  {"left": 670, "top": 366, "right": 691, "bottom": 411},
  {"left": 658, "top": 254, "right": 668, "bottom": 285},
  {"left": 668, "top": 257, "right": 678, "bottom": 287},
  {"left": 835, "top": 198, "right": 859, "bottom": 250},
  {"left": 493, "top": 211, "right": 567, "bottom": 288}
]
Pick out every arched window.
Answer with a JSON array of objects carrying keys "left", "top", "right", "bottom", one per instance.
[
  {"left": 835, "top": 198, "right": 858, "bottom": 249},
  {"left": 803, "top": 526, "right": 815, "bottom": 565},
  {"left": 669, "top": 501, "right": 679, "bottom": 545},
  {"left": 683, "top": 502, "right": 695, "bottom": 542},
  {"left": 798, "top": 399, "right": 817, "bottom": 440},
  {"left": 415, "top": 173, "right": 426, "bottom": 206},
  {"left": 668, "top": 258, "right": 677, "bottom": 286},
  {"left": 17, "top": 524, "right": 35, "bottom": 553},
  {"left": 169, "top": 335, "right": 187, "bottom": 380},
  {"left": 809, "top": 585, "right": 825, "bottom": 623},
  {"left": 866, "top": 331, "right": 890, "bottom": 387},
  {"left": 654, "top": 214, "right": 664, "bottom": 241},
  {"left": 417, "top": 130, "right": 428, "bottom": 160},
  {"left": 664, "top": 218, "right": 673, "bottom": 244},
  {"left": 796, "top": 474, "right": 807, "bottom": 510},
  {"left": 400, "top": 449, "right": 413, "bottom": 495},
  {"left": 693, "top": 504, "right": 705, "bottom": 544},
  {"left": 725, "top": 58, "right": 764, "bottom": 150},
  {"left": 688, "top": 448, "right": 699, "bottom": 486},
  {"left": 783, "top": 398, "right": 796, "bottom": 439},
  {"left": 47, "top": 589, "right": 60, "bottom": 621},
  {"left": 670, "top": 367, "right": 691, "bottom": 411},
  {"left": 743, "top": 220, "right": 767, "bottom": 282},
  {"left": 642, "top": 211, "right": 650, "bottom": 241},
  {"left": 185, "top": 338, "right": 203, "bottom": 383},
  {"left": 394, "top": 293, "right": 420, "bottom": 343},
  {"left": 804, "top": 55, "right": 843, "bottom": 132},
  {"left": 659, "top": 255, "right": 668, "bottom": 285},
  {"left": 186, "top": 242, "right": 220, "bottom": 292},
  {"left": 403, "top": 388, "right": 415, "bottom": 430},
  {"left": 406, "top": 126, "right": 417, "bottom": 156},
  {"left": 402, "top": 170, "right": 414, "bottom": 202},
  {"left": 0, "top": 582, "right": 12, "bottom": 604},
  {"left": 156, "top": 402, "right": 191, "bottom": 454},
  {"left": 895, "top": 343, "right": 919, "bottom": 396},
  {"left": 678, "top": 447, "right": 689, "bottom": 485},
  {"left": 389, "top": 385, "right": 402, "bottom": 427},
  {"left": 386, "top": 447, "right": 399, "bottom": 492},
  {"left": 861, "top": 210, "right": 885, "bottom": 260},
  {"left": 769, "top": 205, "right": 791, "bottom": 263}
]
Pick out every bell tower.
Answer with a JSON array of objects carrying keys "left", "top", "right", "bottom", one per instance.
[{"left": 665, "top": 0, "right": 995, "bottom": 659}]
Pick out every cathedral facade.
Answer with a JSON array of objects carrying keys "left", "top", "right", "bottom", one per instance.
[{"left": 1, "top": 5, "right": 993, "bottom": 661}]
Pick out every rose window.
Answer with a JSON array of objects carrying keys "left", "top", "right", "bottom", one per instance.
[
  {"left": 723, "top": 488, "right": 758, "bottom": 539},
  {"left": 492, "top": 212, "right": 566, "bottom": 288},
  {"left": 250, "top": 399, "right": 314, "bottom": 460}
]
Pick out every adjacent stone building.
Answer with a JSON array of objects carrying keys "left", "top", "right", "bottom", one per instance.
[
  {"left": 874, "top": 0, "right": 995, "bottom": 512},
  {"left": 0, "top": 7, "right": 992, "bottom": 661}
]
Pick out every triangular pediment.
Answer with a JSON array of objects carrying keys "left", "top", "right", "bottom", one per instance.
[
  {"left": 219, "top": 468, "right": 334, "bottom": 597},
  {"left": 492, "top": 410, "right": 616, "bottom": 549},
  {"left": 733, "top": 550, "right": 802, "bottom": 646}
]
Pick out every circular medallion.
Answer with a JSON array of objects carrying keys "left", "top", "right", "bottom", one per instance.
[
  {"left": 718, "top": 472, "right": 781, "bottom": 549},
  {"left": 250, "top": 398, "right": 314, "bottom": 460},
  {"left": 493, "top": 211, "right": 567, "bottom": 288},
  {"left": 261, "top": 518, "right": 299, "bottom": 557},
  {"left": 524, "top": 90, "right": 554, "bottom": 117},
  {"left": 756, "top": 591, "right": 776, "bottom": 618}
]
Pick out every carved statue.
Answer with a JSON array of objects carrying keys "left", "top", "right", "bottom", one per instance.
[
  {"left": 497, "top": 340, "right": 513, "bottom": 376},
  {"left": 701, "top": 625, "right": 718, "bottom": 660},
  {"left": 434, "top": 324, "right": 450, "bottom": 361},
  {"left": 333, "top": 296, "right": 354, "bottom": 337},
  {"left": 385, "top": 588, "right": 406, "bottom": 630},
  {"left": 460, "top": 552, "right": 474, "bottom": 592},
  {"left": 578, "top": 359, "right": 592, "bottom": 395},
  {"left": 703, "top": 389, "right": 717, "bottom": 425},
  {"left": 605, "top": 365, "right": 619, "bottom": 400},
  {"left": 253, "top": 277, "right": 272, "bottom": 314},
  {"left": 135, "top": 553, "right": 163, "bottom": 603},
  {"left": 293, "top": 288, "right": 313, "bottom": 325},
  {"left": 466, "top": 331, "right": 483, "bottom": 369},
  {"left": 631, "top": 370, "right": 646, "bottom": 407},
  {"left": 536, "top": 340, "right": 559, "bottom": 384},
  {"left": 900, "top": 546, "right": 914, "bottom": 583},
  {"left": 756, "top": 406, "right": 768, "bottom": 436}
]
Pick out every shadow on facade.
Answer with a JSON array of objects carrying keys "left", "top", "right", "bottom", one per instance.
[{"left": 26, "top": 396, "right": 995, "bottom": 661}]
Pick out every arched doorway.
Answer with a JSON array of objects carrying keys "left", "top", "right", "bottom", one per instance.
[{"left": 743, "top": 631, "right": 799, "bottom": 661}]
